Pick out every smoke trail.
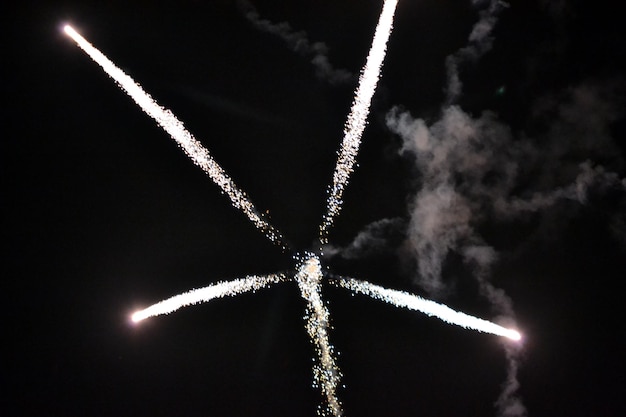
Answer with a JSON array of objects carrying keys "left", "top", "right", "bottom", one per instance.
[
  {"left": 331, "top": 276, "right": 521, "bottom": 340},
  {"left": 320, "top": 0, "right": 399, "bottom": 243},
  {"left": 445, "top": 0, "right": 508, "bottom": 103},
  {"left": 295, "top": 254, "right": 342, "bottom": 417},
  {"left": 385, "top": 81, "right": 623, "bottom": 417},
  {"left": 131, "top": 273, "right": 287, "bottom": 322},
  {"left": 386, "top": 92, "right": 625, "bottom": 297},
  {"left": 238, "top": 0, "right": 352, "bottom": 84},
  {"left": 463, "top": 245, "right": 527, "bottom": 417},
  {"left": 496, "top": 161, "right": 623, "bottom": 215},
  {"left": 496, "top": 344, "right": 527, "bottom": 417},
  {"left": 383, "top": 4, "right": 622, "bottom": 416},
  {"left": 63, "top": 25, "right": 289, "bottom": 251},
  {"left": 322, "top": 217, "right": 405, "bottom": 260}
]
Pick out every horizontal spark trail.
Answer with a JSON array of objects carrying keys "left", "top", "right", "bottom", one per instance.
[
  {"left": 63, "top": 25, "right": 288, "bottom": 251},
  {"left": 331, "top": 277, "right": 522, "bottom": 341},
  {"left": 131, "top": 274, "right": 287, "bottom": 322},
  {"left": 320, "top": 0, "right": 399, "bottom": 244}
]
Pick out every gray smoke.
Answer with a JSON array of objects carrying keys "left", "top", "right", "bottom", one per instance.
[
  {"left": 445, "top": 0, "right": 509, "bottom": 103},
  {"left": 496, "top": 344, "right": 526, "bottom": 417},
  {"left": 322, "top": 217, "right": 405, "bottom": 260},
  {"left": 387, "top": 78, "right": 624, "bottom": 298},
  {"left": 235, "top": 1, "right": 624, "bottom": 415},
  {"left": 238, "top": 0, "right": 353, "bottom": 85},
  {"left": 361, "top": 1, "right": 622, "bottom": 416},
  {"left": 386, "top": 71, "right": 626, "bottom": 417},
  {"left": 385, "top": 77, "right": 624, "bottom": 417}
]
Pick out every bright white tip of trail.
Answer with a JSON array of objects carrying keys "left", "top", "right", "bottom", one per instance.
[
  {"left": 63, "top": 25, "right": 287, "bottom": 250},
  {"left": 320, "top": 0, "right": 399, "bottom": 243},
  {"left": 295, "top": 254, "right": 342, "bottom": 417},
  {"left": 130, "top": 274, "right": 286, "bottom": 323},
  {"left": 332, "top": 277, "right": 522, "bottom": 341}
]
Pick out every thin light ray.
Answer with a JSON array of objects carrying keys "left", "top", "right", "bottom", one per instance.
[
  {"left": 319, "top": 0, "right": 399, "bottom": 244},
  {"left": 131, "top": 274, "right": 287, "bottom": 323},
  {"left": 331, "top": 276, "right": 521, "bottom": 341},
  {"left": 64, "top": 2, "right": 523, "bottom": 415},
  {"left": 63, "top": 25, "right": 289, "bottom": 251}
]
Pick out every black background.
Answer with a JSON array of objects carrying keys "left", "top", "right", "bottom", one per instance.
[{"left": 3, "top": 1, "right": 625, "bottom": 416}]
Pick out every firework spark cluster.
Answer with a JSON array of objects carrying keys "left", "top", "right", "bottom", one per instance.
[
  {"left": 65, "top": 1, "right": 521, "bottom": 415},
  {"left": 295, "top": 254, "right": 343, "bottom": 416}
]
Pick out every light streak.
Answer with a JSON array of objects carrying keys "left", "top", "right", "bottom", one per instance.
[
  {"left": 295, "top": 254, "right": 342, "bottom": 417},
  {"left": 65, "top": 1, "right": 524, "bottom": 414},
  {"left": 131, "top": 273, "right": 287, "bottom": 323},
  {"left": 319, "top": 0, "right": 399, "bottom": 243},
  {"left": 63, "top": 25, "right": 289, "bottom": 251},
  {"left": 331, "top": 276, "right": 522, "bottom": 341}
]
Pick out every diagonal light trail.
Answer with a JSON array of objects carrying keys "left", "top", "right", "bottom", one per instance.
[
  {"left": 65, "top": 2, "right": 523, "bottom": 416},
  {"left": 63, "top": 25, "right": 289, "bottom": 251},
  {"left": 330, "top": 276, "right": 521, "bottom": 340},
  {"left": 319, "top": 0, "right": 399, "bottom": 244}
]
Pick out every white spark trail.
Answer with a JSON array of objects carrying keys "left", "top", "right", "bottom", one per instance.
[
  {"left": 131, "top": 273, "right": 287, "bottom": 323},
  {"left": 331, "top": 277, "right": 521, "bottom": 341},
  {"left": 63, "top": 25, "right": 288, "bottom": 251},
  {"left": 319, "top": 0, "right": 399, "bottom": 243},
  {"left": 295, "top": 255, "right": 342, "bottom": 417}
]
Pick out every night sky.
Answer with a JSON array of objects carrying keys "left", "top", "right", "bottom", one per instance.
[{"left": 4, "top": 1, "right": 626, "bottom": 416}]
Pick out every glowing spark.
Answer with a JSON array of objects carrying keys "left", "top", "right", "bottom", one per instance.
[
  {"left": 320, "top": 0, "right": 399, "bottom": 243},
  {"left": 131, "top": 273, "right": 287, "bottom": 323},
  {"left": 295, "top": 254, "right": 342, "bottom": 416},
  {"left": 331, "top": 276, "right": 522, "bottom": 341},
  {"left": 63, "top": 25, "right": 288, "bottom": 251},
  {"left": 65, "top": 1, "right": 523, "bottom": 415}
]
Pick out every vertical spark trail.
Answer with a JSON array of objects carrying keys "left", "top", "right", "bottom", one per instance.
[
  {"left": 331, "top": 277, "right": 521, "bottom": 341},
  {"left": 295, "top": 255, "right": 342, "bottom": 416},
  {"left": 319, "top": 0, "right": 399, "bottom": 243},
  {"left": 131, "top": 274, "right": 287, "bottom": 323},
  {"left": 63, "top": 25, "right": 288, "bottom": 251}
]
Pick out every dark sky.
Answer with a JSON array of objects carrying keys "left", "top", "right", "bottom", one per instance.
[{"left": 3, "top": 1, "right": 626, "bottom": 416}]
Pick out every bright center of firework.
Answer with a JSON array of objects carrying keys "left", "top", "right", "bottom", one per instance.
[
  {"left": 508, "top": 330, "right": 522, "bottom": 341},
  {"left": 294, "top": 253, "right": 324, "bottom": 296},
  {"left": 298, "top": 254, "right": 323, "bottom": 281},
  {"left": 65, "top": 6, "right": 523, "bottom": 414},
  {"left": 64, "top": 25, "right": 76, "bottom": 36}
]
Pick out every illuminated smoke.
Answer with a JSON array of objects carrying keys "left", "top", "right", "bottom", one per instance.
[
  {"left": 295, "top": 254, "right": 343, "bottom": 417},
  {"left": 131, "top": 274, "right": 287, "bottom": 323},
  {"left": 496, "top": 344, "right": 527, "bottom": 417},
  {"left": 63, "top": 25, "right": 289, "bottom": 251},
  {"left": 319, "top": 0, "right": 399, "bottom": 243},
  {"left": 331, "top": 276, "right": 521, "bottom": 341}
]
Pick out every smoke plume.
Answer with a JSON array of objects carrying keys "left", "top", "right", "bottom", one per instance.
[
  {"left": 238, "top": 0, "right": 353, "bottom": 84},
  {"left": 382, "top": 1, "right": 624, "bottom": 414}
]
